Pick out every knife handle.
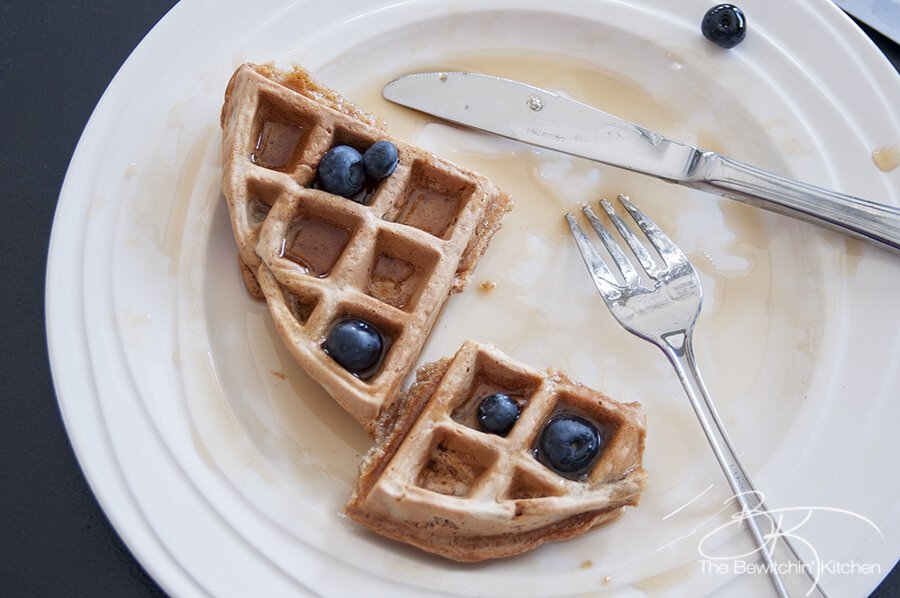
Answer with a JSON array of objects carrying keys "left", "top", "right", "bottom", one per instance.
[{"left": 691, "top": 152, "right": 900, "bottom": 254}]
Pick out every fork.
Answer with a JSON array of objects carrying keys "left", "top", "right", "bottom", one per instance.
[{"left": 566, "top": 195, "right": 827, "bottom": 598}]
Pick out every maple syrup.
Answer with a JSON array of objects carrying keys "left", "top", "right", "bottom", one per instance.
[
  {"left": 280, "top": 217, "right": 350, "bottom": 277},
  {"left": 341, "top": 50, "right": 792, "bottom": 381},
  {"left": 366, "top": 254, "right": 418, "bottom": 308},
  {"left": 251, "top": 120, "right": 304, "bottom": 170},
  {"left": 395, "top": 187, "right": 463, "bottom": 238}
]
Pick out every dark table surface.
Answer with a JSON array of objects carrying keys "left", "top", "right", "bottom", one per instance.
[{"left": 2, "top": 2, "right": 898, "bottom": 596}]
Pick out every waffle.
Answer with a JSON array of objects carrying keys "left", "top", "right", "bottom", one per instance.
[
  {"left": 220, "top": 64, "right": 513, "bottom": 429},
  {"left": 221, "top": 63, "right": 387, "bottom": 299},
  {"left": 345, "top": 341, "right": 648, "bottom": 562}
]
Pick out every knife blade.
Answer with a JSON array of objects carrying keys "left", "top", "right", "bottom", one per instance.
[{"left": 383, "top": 71, "right": 900, "bottom": 254}]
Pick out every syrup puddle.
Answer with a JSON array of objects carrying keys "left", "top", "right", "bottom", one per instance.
[
  {"left": 252, "top": 120, "right": 304, "bottom": 169},
  {"left": 280, "top": 216, "right": 350, "bottom": 277},
  {"left": 368, "top": 253, "right": 418, "bottom": 309},
  {"left": 396, "top": 187, "right": 462, "bottom": 238},
  {"left": 347, "top": 51, "right": 776, "bottom": 372}
]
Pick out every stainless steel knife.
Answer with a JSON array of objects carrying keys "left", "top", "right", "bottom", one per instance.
[{"left": 383, "top": 71, "right": 900, "bottom": 254}]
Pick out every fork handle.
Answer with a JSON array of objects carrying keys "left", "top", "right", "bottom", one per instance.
[
  {"left": 660, "top": 331, "right": 829, "bottom": 598},
  {"left": 690, "top": 152, "right": 900, "bottom": 254}
]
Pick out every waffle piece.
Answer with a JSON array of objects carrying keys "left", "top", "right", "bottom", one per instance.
[
  {"left": 220, "top": 64, "right": 513, "bottom": 430},
  {"left": 221, "top": 63, "right": 387, "bottom": 297},
  {"left": 345, "top": 341, "right": 647, "bottom": 562}
]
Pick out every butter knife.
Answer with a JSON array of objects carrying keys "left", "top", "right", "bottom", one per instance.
[{"left": 383, "top": 72, "right": 900, "bottom": 254}]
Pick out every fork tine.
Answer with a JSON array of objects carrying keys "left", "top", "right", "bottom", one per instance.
[
  {"left": 582, "top": 205, "right": 640, "bottom": 286},
  {"left": 599, "top": 199, "right": 663, "bottom": 278},
  {"left": 617, "top": 194, "right": 688, "bottom": 268},
  {"left": 564, "top": 213, "right": 620, "bottom": 298}
]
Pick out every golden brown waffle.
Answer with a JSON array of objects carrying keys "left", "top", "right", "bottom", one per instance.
[
  {"left": 221, "top": 63, "right": 387, "bottom": 299},
  {"left": 345, "top": 341, "right": 647, "bottom": 562},
  {"left": 220, "top": 64, "right": 513, "bottom": 430}
]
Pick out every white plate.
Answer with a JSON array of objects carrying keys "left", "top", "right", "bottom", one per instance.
[{"left": 47, "top": 0, "right": 900, "bottom": 596}]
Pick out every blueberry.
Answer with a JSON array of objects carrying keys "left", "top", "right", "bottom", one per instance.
[
  {"left": 536, "top": 414, "right": 602, "bottom": 478},
  {"left": 701, "top": 4, "right": 746, "bottom": 49},
  {"left": 323, "top": 318, "right": 384, "bottom": 375},
  {"left": 318, "top": 145, "right": 365, "bottom": 199},
  {"left": 476, "top": 393, "right": 520, "bottom": 436},
  {"left": 363, "top": 140, "right": 399, "bottom": 179}
]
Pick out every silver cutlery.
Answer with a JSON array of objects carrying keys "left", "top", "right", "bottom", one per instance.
[
  {"left": 384, "top": 71, "right": 900, "bottom": 254},
  {"left": 566, "top": 195, "right": 828, "bottom": 597}
]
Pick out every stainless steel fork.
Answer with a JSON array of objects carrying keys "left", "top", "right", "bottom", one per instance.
[{"left": 566, "top": 195, "right": 827, "bottom": 598}]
